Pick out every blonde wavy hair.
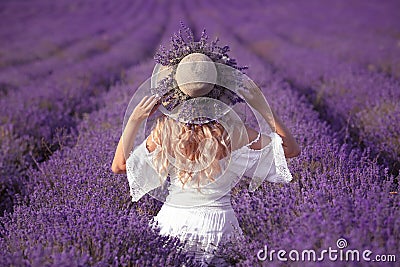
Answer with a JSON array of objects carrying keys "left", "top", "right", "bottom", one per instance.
[{"left": 150, "top": 116, "right": 231, "bottom": 189}]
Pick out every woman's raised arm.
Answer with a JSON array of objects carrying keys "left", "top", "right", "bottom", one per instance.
[
  {"left": 270, "top": 108, "right": 301, "bottom": 158},
  {"left": 111, "top": 95, "right": 160, "bottom": 174},
  {"left": 238, "top": 80, "right": 301, "bottom": 158}
]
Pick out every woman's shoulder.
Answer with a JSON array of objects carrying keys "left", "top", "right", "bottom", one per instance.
[
  {"left": 145, "top": 132, "right": 158, "bottom": 153},
  {"left": 245, "top": 126, "right": 262, "bottom": 150},
  {"left": 230, "top": 125, "right": 272, "bottom": 151}
]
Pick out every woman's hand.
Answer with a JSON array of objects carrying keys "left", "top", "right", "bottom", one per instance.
[
  {"left": 238, "top": 79, "right": 301, "bottom": 157},
  {"left": 238, "top": 79, "right": 269, "bottom": 115},
  {"left": 112, "top": 95, "right": 161, "bottom": 173},
  {"left": 239, "top": 79, "right": 275, "bottom": 131},
  {"left": 129, "top": 95, "right": 160, "bottom": 122}
]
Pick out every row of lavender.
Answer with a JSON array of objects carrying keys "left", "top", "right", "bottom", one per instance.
[
  {"left": 0, "top": 0, "right": 137, "bottom": 72},
  {"left": 275, "top": 1, "right": 400, "bottom": 78},
  {"left": 219, "top": 0, "right": 400, "bottom": 78},
  {"left": 203, "top": 0, "right": 400, "bottom": 174},
  {"left": 0, "top": 0, "right": 152, "bottom": 90},
  {"left": 0, "top": 0, "right": 169, "bottom": 217},
  {"left": 0, "top": 61, "right": 198, "bottom": 267},
  {"left": 0, "top": 1, "right": 205, "bottom": 266},
  {"left": 1, "top": 2, "right": 398, "bottom": 267},
  {"left": 186, "top": 3, "right": 398, "bottom": 265}
]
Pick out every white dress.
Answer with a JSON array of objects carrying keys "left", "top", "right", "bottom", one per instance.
[{"left": 126, "top": 132, "right": 293, "bottom": 266}]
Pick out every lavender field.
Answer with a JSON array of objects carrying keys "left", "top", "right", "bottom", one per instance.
[{"left": 0, "top": 0, "right": 399, "bottom": 266}]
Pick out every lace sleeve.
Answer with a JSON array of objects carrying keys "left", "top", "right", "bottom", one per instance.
[
  {"left": 228, "top": 132, "right": 293, "bottom": 191},
  {"left": 125, "top": 139, "right": 163, "bottom": 202},
  {"left": 248, "top": 132, "right": 293, "bottom": 192}
]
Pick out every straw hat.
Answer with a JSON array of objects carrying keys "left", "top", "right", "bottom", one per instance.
[
  {"left": 150, "top": 25, "right": 247, "bottom": 124},
  {"left": 150, "top": 52, "right": 245, "bottom": 124},
  {"left": 152, "top": 52, "right": 218, "bottom": 96},
  {"left": 175, "top": 53, "right": 217, "bottom": 97}
]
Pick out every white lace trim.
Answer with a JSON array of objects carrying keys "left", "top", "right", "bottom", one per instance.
[
  {"left": 269, "top": 132, "right": 293, "bottom": 182},
  {"left": 247, "top": 132, "right": 293, "bottom": 192},
  {"left": 126, "top": 141, "right": 162, "bottom": 202},
  {"left": 247, "top": 132, "right": 261, "bottom": 147},
  {"left": 126, "top": 150, "right": 147, "bottom": 202},
  {"left": 126, "top": 131, "right": 293, "bottom": 201}
]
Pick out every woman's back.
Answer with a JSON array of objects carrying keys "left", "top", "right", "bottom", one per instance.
[
  {"left": 112, "top": 25, "right": 299, "bottom": 266},
  {"left": 139, "top": 116, "right": 274, "bottom": 209}
]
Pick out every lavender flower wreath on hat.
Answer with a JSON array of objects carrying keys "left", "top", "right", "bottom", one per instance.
[{"left": 151, "top": 23, "right": 248, "bottom": 125}]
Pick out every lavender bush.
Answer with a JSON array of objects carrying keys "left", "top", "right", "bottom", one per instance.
[
  {"left": 0, "top": 0, "right": 168, "bottom": 217},
  {"left": 185, "top": 6, "right": 399, "bottom": 265},
  {"left": 203, "top": 0, "right": 400, "bottom": 174}
]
